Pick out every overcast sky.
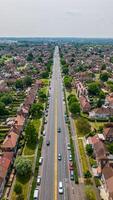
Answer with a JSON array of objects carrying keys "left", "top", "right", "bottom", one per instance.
[{"left": 0, "top": 0, "right": 113, "bottom": 37}]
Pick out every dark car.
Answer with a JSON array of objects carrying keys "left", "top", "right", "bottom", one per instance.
[
  {"left": 46, "top": 140, "right": 50, "bottom": 146},
  {"left": 57, "top": 127, "right": 61, "bottom": 133}
]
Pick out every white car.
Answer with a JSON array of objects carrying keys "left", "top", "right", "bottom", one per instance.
[
  {"left": 58, "top": 181, "right": 64, "bottom": 194},
  {"left": 37, "top": 176, "right": 41, "bottom": 185},
  {"left": 69, "top": 154, "right": 72, "bottom": 161},
  {"left": 67, "top": 143, "right": 71, "bottom": 150},
  {"left": 39, "top": 157, "right": 43, "bottom": 165}
]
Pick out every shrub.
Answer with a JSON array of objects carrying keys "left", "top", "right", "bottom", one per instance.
[{"left": 14, "top": 183, "right": 22, "bottom": 194}]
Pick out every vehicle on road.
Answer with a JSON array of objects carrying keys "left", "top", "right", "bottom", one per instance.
[
  {"left": 43, "top": 130, "right": 46, "bottom": 136},
  {"left": 69, "top": 154, "right": 72, "bottom": 161},
  {"left": 39, "top": 157, "right": 43, "bottom": 165},
  {"left": 46, "top": 140, "right": 50, "bottom": 146},
  {"left": 58, "top": 153, "right": 62, "bottom": 161},
  {"left": 67, "top": 143, "right": 71, "bottom": 150},
  {"left": 57, "top": 127, "right": 61, "bottom": 133},
  {"left": 58, "top": 181, "right": 64, "bottom": 194},
  {"left": 33, "top": 188, "right": 39, "bottom": 200},
  {"left": 69, "top": 162, "right": 74, "bottom": 170},
  {"left": 70, "top": 170, "right": 74, "bottom": 181},
  {"left": 44, "top": 119, "right": 47, "bottom": 124},
  {"left": 37, "top": 176, "right": 41, "bottom": 185}
]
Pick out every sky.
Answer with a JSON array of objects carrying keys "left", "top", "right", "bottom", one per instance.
[{"left": 0, "top": 0, "right": 113, "bottom": 37}]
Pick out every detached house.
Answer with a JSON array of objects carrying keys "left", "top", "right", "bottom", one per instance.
[
  {"left": 89, "top": 107, "right": 113, "bottom": 119},
  {"left": 104, "top": 126, "right": 113, "bottom": 142},
  {"left": 79, "top": 95, "right": 91, "bottom": 113}
]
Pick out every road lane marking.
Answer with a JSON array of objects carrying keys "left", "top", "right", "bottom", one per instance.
[{"left": 54, "top": 61, "right": 58, "bottom": 200}]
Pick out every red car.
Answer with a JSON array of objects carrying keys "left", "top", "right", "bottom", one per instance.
[{"left": 69, "top": 162, "right": 74, "bottom": 170}]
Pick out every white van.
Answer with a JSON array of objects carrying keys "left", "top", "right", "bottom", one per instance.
[
  {"left": 58, "top": 181, "right": 63, "bottom": 194},
  {"left": 34, "top": 188, "right": 39, "bottom": 200}
]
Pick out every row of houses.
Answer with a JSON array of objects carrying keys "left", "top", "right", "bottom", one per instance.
[
  {"left": 0, "top": 80, "right": 43, "bottom": 198},
  {"left": 75, "top": 81, "right": 91, "bottom": 113},
  {"left": 87, "top": 125, "right": 113, "bottom": 199}
]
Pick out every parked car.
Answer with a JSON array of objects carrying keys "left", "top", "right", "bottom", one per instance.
[
  {"left": 46, "top": 140, "right": 50, "bottom": 146},
  {"left": 39, "top": 157, "right": 43, "bottom": 165},
  {"left": 37, "top": 176, "right": 41, "bottom": 185}
]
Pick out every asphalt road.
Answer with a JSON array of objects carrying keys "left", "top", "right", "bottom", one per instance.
[{"left": 39, "top": 46, "right": 84, "bottom": 200}]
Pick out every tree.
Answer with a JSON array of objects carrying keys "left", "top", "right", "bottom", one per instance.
[
  {"left": 69, "top": 102, "right": 80, "bottom": 115},
  {"left": 41, "top": 71, "right": 49, "bottom": 78},
  {"left": 0, "top": 102, "right": 8, "bottom": 116},
  {"left": 1, "top": 94, "right": 13, "bottom": 105},
  {"left": 27, "top": 53, "right": 33, "bottom": 61},
  {"left": 15, "top": 79, "right": 24, "bottom": 90},
  {"left": 76, "top": 117, "right": 91, "bottom": 136},
  {"left": 25, "top": 121, "right": 37, "bottom": 145},
  {"left": 84, "top": 170, "right": 92, "bottom": 178},
  {"left": 64, "top": 76, "right": 72, "bottom": 89},
  {"left": 85, "top": 186, "right": 96, "bottom": 200},
  {"left": 15, "top": 157, "right": 32, "bottom": 178},
  {"left": 86, "top": 144, "right": 93, "bottom": 156},
  {"left": 68, "top": 96, "right": 78, "bottom": 106},
  {"left": 88, "top": 82, "right": 100, "bottom": 95},
  {"left": 14, "top": 183, "right": 22, "bottom": 194},
  {"left": 101, "top": 63, "right": 106, "bottom": 70},
  {"left": 30, "top": 103, "right": 44, "bottom": 118},
  {"left": 38, "top": 90, "right": 47, "bottom": 102},
  {"left": 24, "top": 76, "right": 32, "bottom": 87},
  {"left": 107, "top": 143, "right": 113, "bottom": 154},
  {"left": 100, "top": 72, "right": 109, "bottom": 82}
]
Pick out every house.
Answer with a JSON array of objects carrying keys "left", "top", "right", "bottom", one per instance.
[
  {"left": 105, "top": 94, "right": 113, "bottom": 108},
  {"left": 102, "top": 164, "right": 113, "bottom": 200},
  {"left": 104, "top": 127, "right": 113, "bottom": 142},
  {"left": 1, "top": 132, "right": 19, "bottom": 152},
  {"left": 0, "top": 155, "right": 11, "bottom": 198},
  {"left": 75, "top": 81, "right": 88, "bottom": 97},
  {"left": 79, "top": 95, "right": 91, "bottom": 113},
  {"left": 89, "top": 107, "right": 113, "bottom": 119}
]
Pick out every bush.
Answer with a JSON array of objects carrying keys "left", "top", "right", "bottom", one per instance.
[
  {"left": 85, "top": 186, "right": 96, "bottom": 200},
  {"left": 14, "top": 183, "right": 22, "bottom": 194},
  {"left": 16, "top": 194, "right": 24, "bottom": 200}
]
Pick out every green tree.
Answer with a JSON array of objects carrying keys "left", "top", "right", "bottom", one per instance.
[
  {"left": 88, "top": 82, "right": 100, "bottom": 95},
  {"left": 24, "top": 76, "right": 32, "bottom": 87},
  {"left": 69, "top": 102, "right": 80, "bottom": 115},
  {"left": 15, "top": 157, "right": 32, "bottom": 179},
  {"left": 30, "top": 103, "right": 44, "bottom": 118},
  {"left": 14, "top": 183, "right": 22, "bottom": 194},
  {"left": 15, "top": 79, "right": 24, "bottom": 89},
  {"left": 86, "top": 144, "right": 93, "bottom": 156},
  {"left": 100, "top": 72, "right": 109, "bottom": 82},
  {"left": 27, "top": 53, "right": 33, "bottom": 61},
  {"left": 0, "top": 102, "right": 8, "bottom": 116},
  {"left": 64, "top": 76, "right": 72, "bottom": 89},
  {"left": 38, "top": 90, "right": 47, "bottom": 102},
  {"left": 41, "top": 71, "right": 49, "bottom": 78},
  {"left": 1, "top": 94, "right": 13, "bottom": 105},
  {"left": 107, "top": 143, "right": 113, "bottom": 154},
  {"left": 25, "top": 121, "right": 37, "bottom": 145}
]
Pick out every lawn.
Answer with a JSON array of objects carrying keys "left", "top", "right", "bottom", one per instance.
[
  {"left": 78, "top": 138, "right": 89, "bottom": 174},
  {"left": 90, "top": 122, "right": 105, "bottom": 130},
  {"left": 32, "top": 119, "right": 41, "bottom": 135}
]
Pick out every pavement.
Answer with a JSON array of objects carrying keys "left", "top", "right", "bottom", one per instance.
[{"left": 39, "top": 46, "right": 85, "bottom": 200}]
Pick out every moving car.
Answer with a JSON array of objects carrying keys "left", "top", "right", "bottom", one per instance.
[
  {"left": 58, "top": 153, "right": 62, "bottom": 161},
  {"left": 57, "top": 127, "right": 61, "bottom": 133},
  {"left": 58, "top": 182, "right": 64, "bottom": 194},
  {"left": 46, "top": 140, "right": 50, "bottom": 146}
]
